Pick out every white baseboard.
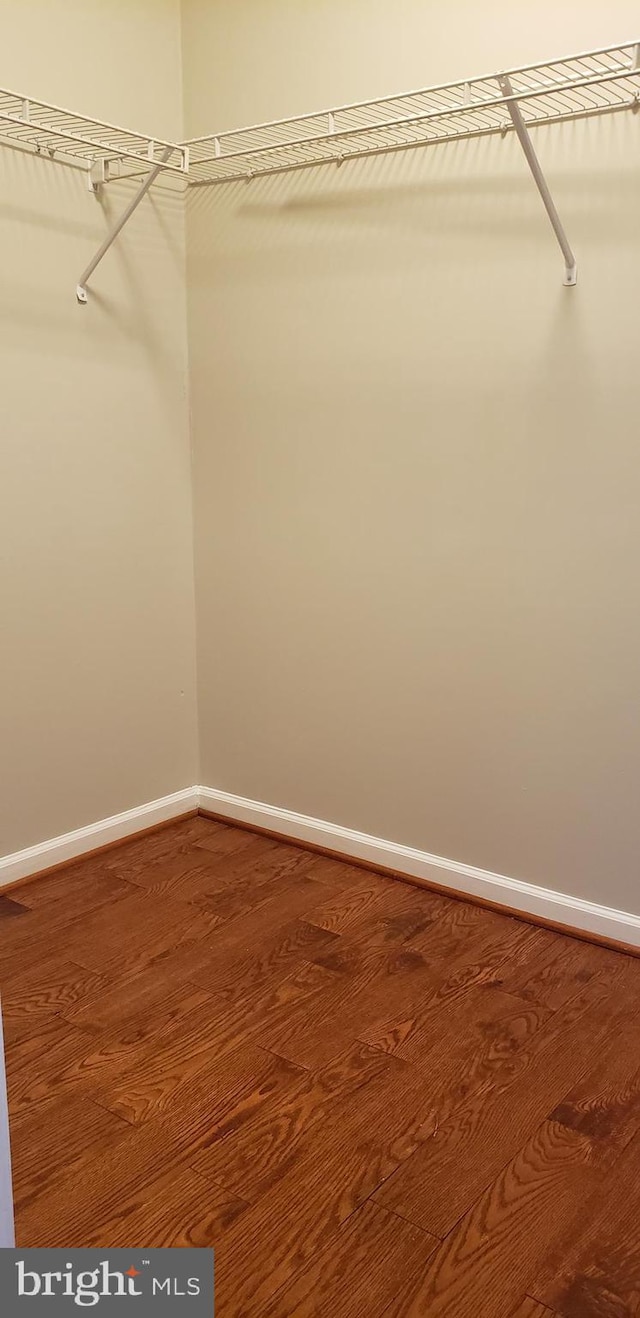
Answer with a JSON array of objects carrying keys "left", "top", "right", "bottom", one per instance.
[
  {"left": 3, "top": 782, "right": 639, "bottom": 950},
  {"left": 0, "top": 787, "right": 199, "bottom": 889},
  {"left": 198, "top": 786, "right": 640, "bottom": 949}
]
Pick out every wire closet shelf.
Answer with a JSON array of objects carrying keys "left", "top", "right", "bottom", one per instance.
[
  {"left": 0, "top": 87, "right": 188, "bottom": 179},
  {"left": 184, "top": 40, "right": 640, "bottom": 185},
  {"left": 2, "top": 40, "right": 637, "bottom": 298}
]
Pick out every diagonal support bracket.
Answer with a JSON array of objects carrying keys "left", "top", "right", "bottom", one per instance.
[
  {"left": 498, "top": 73, "right": 577, "bottom": 286},
  {"left": 76, "top": 145, "right": 173, "bottom": 304}
]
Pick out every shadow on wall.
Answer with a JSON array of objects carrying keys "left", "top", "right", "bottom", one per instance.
[
  {"left": 186, "top": 108, "right": 639, "bottom": 278},
  {"left": 0, "top": 141, "right": 187, "bottom": 380}
]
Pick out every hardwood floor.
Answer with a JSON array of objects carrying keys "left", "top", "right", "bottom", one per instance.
[{"left": 2, "top": 815, "right": 640, "bottom": 1316}]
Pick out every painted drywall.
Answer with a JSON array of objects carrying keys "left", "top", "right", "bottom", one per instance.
[
  {"left": 183, "top": 0, "right": 640, "bottom": 910},
  {"left": 0, "top": 0, "right": 197, "bottom": 855}
]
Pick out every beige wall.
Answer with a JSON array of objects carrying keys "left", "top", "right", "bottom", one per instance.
[
  {"left": 0, "top": 0, "right": 197, "bottom": 854},
  {"left": 184, "top": 0, "right": 640, "bottom": 908},
  {"left": 2, "top": 2, "right": 639, "bottom": 912}
]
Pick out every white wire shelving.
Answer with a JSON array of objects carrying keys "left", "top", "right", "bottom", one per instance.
[
  {"left": 185, "top": 41, "right": 640, "bottom": 183},
  {"left": 2, "top": 41, "right": 639, "bottom": 298},
  {"left": 0, "top": 84, "right": 188, "bottom": 302},
  {"left": 0, "top": 86, "right": 187, "bottom": 181},
  {"left": 183, "top": 39, "right": 640, "bottom": 286}
]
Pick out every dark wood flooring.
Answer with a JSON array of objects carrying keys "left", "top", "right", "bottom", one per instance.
[{"left": 2, "top": 815, "right": 640, "bottom": 1316}]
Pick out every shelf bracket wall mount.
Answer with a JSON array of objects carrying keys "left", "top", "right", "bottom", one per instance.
[
  {"left": 497, "top": 73, "right": 577, "bottom": 286},
  {"left": 76, "top": 145, "right": 177, "bottom": 303},
  {"left": 0, "top": 86, "right": 188, "bottom": 297}
]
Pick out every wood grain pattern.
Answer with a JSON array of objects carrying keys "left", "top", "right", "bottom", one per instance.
[
  {"left": 77, "top": 1167, "right": 248, "bottom": 1250},
  {"left": 262, "top": 938, "right": 436, "bottom": 1071},
  {"left": 359, "top": 915, "right": 541, "bottom": 1060},
  {"left": 260, "top": 1201, "right": 438, "bottom": 1317},
  {"left": 6, "top": 984, "right": 214, "bottom": 1115},
  {"left": 389, "top": 1120, "right": 604, "bottom": 1317},
  {"left": 374, "top": 968, "right": 634, "bottom": 1235},
  {"left": 16, "top": 1043, "right": 285, "bottom": 1244},
  {"left": 528, "top": 1025, "right": 640, "bottom": 1316},
  {"left": 490, "top": 924, "right": 609, "bottom": 1010},
  {"left": 0, "top": 959, "right": 108, "bottom": 1023},
  {"left": 212, "top": 1119, "right": 412, "bottom": 1315},
  {"left": 15, "top": 863, "right": 135, "bottom": 913},
  {"left": 191, "top": 1041, "right": 397, "bottom": 1200},
  {"left": 3, "top": 816, "right": 639, "bottom": 1316},
  {"left": 10, "top": 1095, "right": 125, "bottom": 1203}
]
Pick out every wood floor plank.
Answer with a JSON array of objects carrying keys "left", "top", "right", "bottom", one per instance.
[
  {"left": 94, "top": 962, "right": 337, "bottom": 1125},
  {"left": 6, "top": 983, "right": 213, "bottom": 1114},
  {"left": 528, "top": 1036, "right": 640, "bottom": 1315},
  {"left": 191, "top": 1040, "right": 398, "bottom": 1200},
  {"left": 307, "top": 918, "right": 543, "bottom": 1075},
  {"left": 0, "top": 959, "right": 108, "bottom": 1023},
  {"left": 63, "top": 909, "right": 327, "bottom": 1032},
  {"left": 0, "top": 874, "right": 136, "bottom": 979},
  {"left": 533, "top": 1135, "right": 640, "bottom": 1317},
  {"left": 16, "top": 1042, "right": 279, "bottom": 1244},
  {"left": 15, "top": 863, "right": 136, "bottom": 914},
  {"left": 408, "top": 897, "right": 519, "bottom": 960},
  {"left": 195, "top": 832, "right": 303, "bottom": 881},
  {"left": 10, "top": 1095, "right": 127, "bottom": 1203},
  {"left": 386, "top": 1119, "right": 603, "bottom": 1317},
  {"left": 359, "top": 915, "right": 541, "bottom": 1060},
  {"left": 4, "top": 1011, "right": 98, "bottom": 1104},
  {"left": 490, "top": 924, "right": 618, "bottom": 1011},
  {"left": 548, "top": 1011, "right": 640, "bottom": 1157},
  {"left": 260, "top": 1201, "right": 438, "bottom": 1317},
  {"left": 61, "top": 954, "right": 206, "bottom": 1030},
  {"left": 374, "top": 967, "right": 636, "bottom": 1235},
  {"left": 17, "top": 1122, "right": 201, "bottom": 1247},
  {"left": 100, "top": 816, "right": 215, "bottom": 869},
  {"left": 304, "top": 855, "right": 392, "bottom": 892},
  {"left": 210, "top": 1123, "right": 415, "bottom": 1316},
  {"left": 111, "top": 853, "right": 250, "bottom": 902},
  {"left": 304, "top": 873, "right": 420, "bottom": 936},
  {"left": 109, "top": 831, "right": 308, "bottom": 902},
  {"left": 193, "top": 825, "right": 279, "bottom": 859},
  {"left": 263, "top": 939, "right": 436, "bottom": 1070},
  {"left": 206, "top": 1049, "right": 472, "bottom": 1314},
  {"left": 0, "top": 883, "right": 213, "bottom": 985},
  {"left": 153, "top": 1046, "right": 305, "bottom": 1171},
  {"left": 191, "top": 917, "right": 338, "bottom": 1002},
  {"left": 78, "top": 1167, "right": 248, "bottom": 1250},
  {"left": 192, "top": 858, "right": 323, "bottom": 926},
  {"left": 57, "top": 887, "right": 222, "bottom": 976}
]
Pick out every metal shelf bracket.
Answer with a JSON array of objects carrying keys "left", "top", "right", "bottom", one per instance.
[
  {"left": 497, "top": 73, "right": 577, "bottom": 285},
  {"left": 87, "top": 159, "right": 107, "bottom": 193},
  {"left": 76, "top": 145, "right": 173, "bottom": 303}
]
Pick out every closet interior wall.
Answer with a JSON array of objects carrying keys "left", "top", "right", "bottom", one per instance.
[
  {"left": 183, "top": 0, "right": 640, "bottom": 913},
  {"left": 2, "top": 0, "right": 640, "bottom": 924},
  {"left": 0, "top": 0, "right": 198, "bottom": 857}
]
